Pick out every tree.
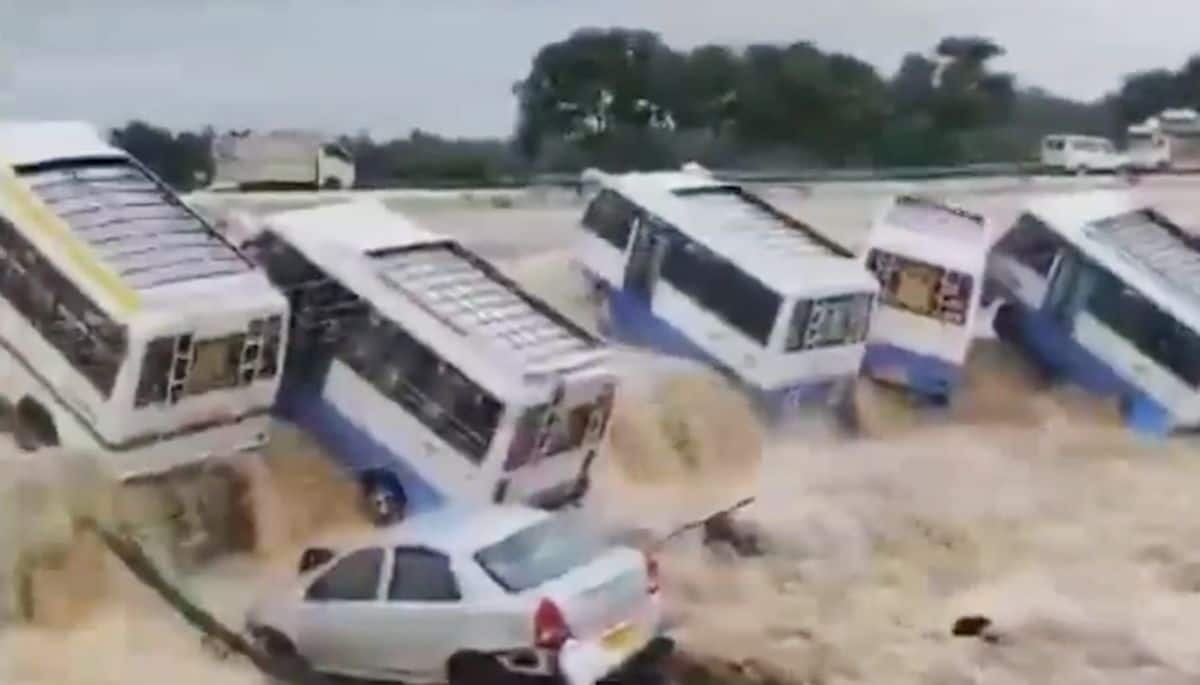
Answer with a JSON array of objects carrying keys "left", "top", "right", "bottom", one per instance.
[
  {"left": 513, "top": 28, "right": 681, "bottom": 161},
  {"left": 109, "top": 121, "right": 214, "bottom": 191},
  {"left": 892, "top": 53, "right": 938, "bottom": 115},
  {"left": 1116, "top": 69, "right": 1183, "bottom": 127},
  {"left": 930, "top": 36, "right": 1014, "bottom": 130},
  {"left": 677, "top": 45, "right": 742, "bottom": 134}
]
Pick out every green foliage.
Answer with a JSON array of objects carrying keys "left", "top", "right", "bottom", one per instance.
[
  {"left": 108, "top": 30, "right": 1200, "bottom": 183},
  {"left": 514, "top": 29, "right": 1020, "bottom": 169},
  {"left": 109, "top": 121, "right": 214, "bottom": 191}
]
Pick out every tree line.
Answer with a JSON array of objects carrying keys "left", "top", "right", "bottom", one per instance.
[{"left": 107, "top": 27, "right": 1200, "bottom": 191}]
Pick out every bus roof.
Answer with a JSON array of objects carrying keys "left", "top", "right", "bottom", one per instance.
[
  {"left": 264, "top": 201, "right": 607, "bottom": 387},
  {"left": 1024, "top": 191, "right": 1200, "bottom": 334},
  {"left": 870, "top": 195, "right": 991, "bottom": 269},
  {"left": 587, "top": 168, "right": 877, "bottom": 297},
  {"left": 0, "top": 121, "right": 272, "bottom": 319},
  {"left": 0, "top": 120, "right": 126, "bottom": 167}
]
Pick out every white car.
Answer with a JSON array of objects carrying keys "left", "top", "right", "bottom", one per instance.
[{"left": 245, "top": 505, "right": 671, "bottom": 685}]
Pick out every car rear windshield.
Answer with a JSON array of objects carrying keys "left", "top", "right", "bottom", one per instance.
[{"left": 474, "top": 514, "right": 607, "bottom": 593}]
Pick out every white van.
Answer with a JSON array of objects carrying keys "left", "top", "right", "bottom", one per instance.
[{"left": 1041, "top": 135, "right": 1129, "bottom": 174}]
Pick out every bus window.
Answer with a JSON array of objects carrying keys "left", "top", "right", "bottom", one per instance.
[
  {"left": 867, "top": 250, "right": 972, "bottom": 326},
  {"left": 505, "top": 405, "right": 545, "bottom": 471},
  {"left": 582, "top": 190, "right": 637, "bottom": 250},
  {"left": 337, "top": 310, "right": 502, "bottom": 463},
  {"left": 189, "top": 335, "right": 246, "bottom": 394},
  {"left": 660, "top": 231, "right": 781, "bottom": 345},
  {"left": 1086, "top": 270, "right": 1200, "bottom": 387},
  {"left": 785, "top": 295, "right": 872, "bottom": 351},
  {"left": 135, "top": 338, "right": 175, "bottom": 407},
  {"left": 993, "top": 213, "right": 1065, "bottom": 276},
  {"left": 0, "top": 215, "right": 127, "bottom": 396}
]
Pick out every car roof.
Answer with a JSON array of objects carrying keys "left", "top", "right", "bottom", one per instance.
[{"left": 318, "top": 504, "right": 554, "bottom": 556}]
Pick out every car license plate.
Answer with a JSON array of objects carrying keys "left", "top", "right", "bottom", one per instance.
[{"left": 601, "top": 623, "right": 639, "bottom": 653}]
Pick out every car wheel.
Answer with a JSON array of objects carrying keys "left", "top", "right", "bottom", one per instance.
[
  {"left": 361, "top": 474, "right": 407, "bottom": 527},
  {"left": 447, "top": 651, "right": 506, "bottom": 685},
  {"left": 251, "top": 628, "right": 311, "bottom": 684}
]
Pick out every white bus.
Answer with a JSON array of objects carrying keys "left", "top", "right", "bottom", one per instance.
[
  {"left": 576, "top": 165, "right": 878, "bottom": 420},
  {"left": 861, "top": 195, "right": 991, "bottom": 402},
  {"left": 1040, "top": 135, "right": 1130, "bottom": 175},
  {"left": 0, "top": 121, "right": 288, "bottom": 478},
  {"left": 243, "top": 201, "right": 616, "bottom": 525},
  {"left": 988, "top": 191, "right": 1200, "bottom": 435}
]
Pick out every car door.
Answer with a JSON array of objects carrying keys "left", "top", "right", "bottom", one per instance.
[
  {"left": 293, "top": 546, "right": 387, "bottom": 675},
  {"left": 373, "top": 546, "right": 467, "bottom": 680}
]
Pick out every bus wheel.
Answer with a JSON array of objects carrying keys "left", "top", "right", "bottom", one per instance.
[
  {"left": 992, "top": 303, "right": 1022, "bottom": 344},
  {"left": 361, "top": 473, "right": 406, "bottom": 526},
  {"left": 321, "top": 177, "right": 343, "bottom": 190},
  {"left": 14, "top": 397, "right": 58, "bottom": 452}
]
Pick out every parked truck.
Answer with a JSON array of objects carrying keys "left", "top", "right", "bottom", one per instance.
[{"left": 211, "top": 130, "right": 355, "bottom": 191}]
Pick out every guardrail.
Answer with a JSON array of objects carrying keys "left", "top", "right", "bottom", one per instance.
[
  {"left": 191, "top": 163, "right": 1200, "bottom": 200},
  {"left": 528, "top": 163, "right": 1055, "bottom": 188}
]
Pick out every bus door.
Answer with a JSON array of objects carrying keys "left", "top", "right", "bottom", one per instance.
[
  {"left": 1043, "top": 249, "right": 1100, "bottom": 331},
  {"left": 623, "top": 215, "right": 669, "bottom": 302}
]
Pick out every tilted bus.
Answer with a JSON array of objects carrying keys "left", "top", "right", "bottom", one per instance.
[
  {"left": 575, "top": 165, "right": 878, "bottom": 420},
  {"left": 0, "top": 121, "right": 287, "bottom": 480},
  {"left": 988, "top": 190, "right": 1200, "bottom": 435},
  {"left": 861, "top": 195, "right": 991, "bottom": 402},
  {"left": 242, "top": 201, "right": 617, "bottom": 525}
]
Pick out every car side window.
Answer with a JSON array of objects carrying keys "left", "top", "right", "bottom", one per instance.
[
  {"left": 305, "top": 547, "right": 384, "bottom": 602},
  {"left": 388, "top": 547, "right": 461, "bottom": 602}
]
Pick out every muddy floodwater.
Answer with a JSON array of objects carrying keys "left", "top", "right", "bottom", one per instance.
[{"left": 8, "top": 176, "right": 1200, "bottom": 684}]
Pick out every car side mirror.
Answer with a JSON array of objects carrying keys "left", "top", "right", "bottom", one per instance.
[{"left": 299, "top": 547, "right": 334, "bottom": 574}]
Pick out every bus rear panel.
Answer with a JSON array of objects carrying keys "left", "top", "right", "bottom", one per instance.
[{"left": 861, "top": 196, "right": 989, "bottom": 401}]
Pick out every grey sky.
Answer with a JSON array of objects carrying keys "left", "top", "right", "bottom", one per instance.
[{"left": 2, "top": 1, "right": 1197, "bottom": 139}]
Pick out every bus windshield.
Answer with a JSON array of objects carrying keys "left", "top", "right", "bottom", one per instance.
[{"left": 867, "top": 249, "right": 973, "bottom": 326}]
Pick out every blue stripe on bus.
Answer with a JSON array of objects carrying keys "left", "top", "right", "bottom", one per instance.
[
  {"left": 273, "top": 364, "right": 446, "bottom": 513},
  {"left": 863, "top": 343, "right": 961, "bottom": 400},
  {"left": 1003, "top": 302, "right": 1172, "bottom": 437},
  {"left": 600, "top": 283, "right": 844, "bottom": 420}
]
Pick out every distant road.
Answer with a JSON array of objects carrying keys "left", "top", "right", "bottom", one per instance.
[{"left": 184, "top": 169, "right": 1199, "bottom": 214}]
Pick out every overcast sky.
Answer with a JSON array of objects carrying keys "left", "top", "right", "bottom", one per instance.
[{"left": 2, "top": 0, "right": 1198, "bottom": 139}]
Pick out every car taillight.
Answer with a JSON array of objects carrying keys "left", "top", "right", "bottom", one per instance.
[
  {"left": 644, "top": 552, "right": 661, "bottom": 595},
  {"left": 533, "top": 598, "right": 571, "bottom": 650}
]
